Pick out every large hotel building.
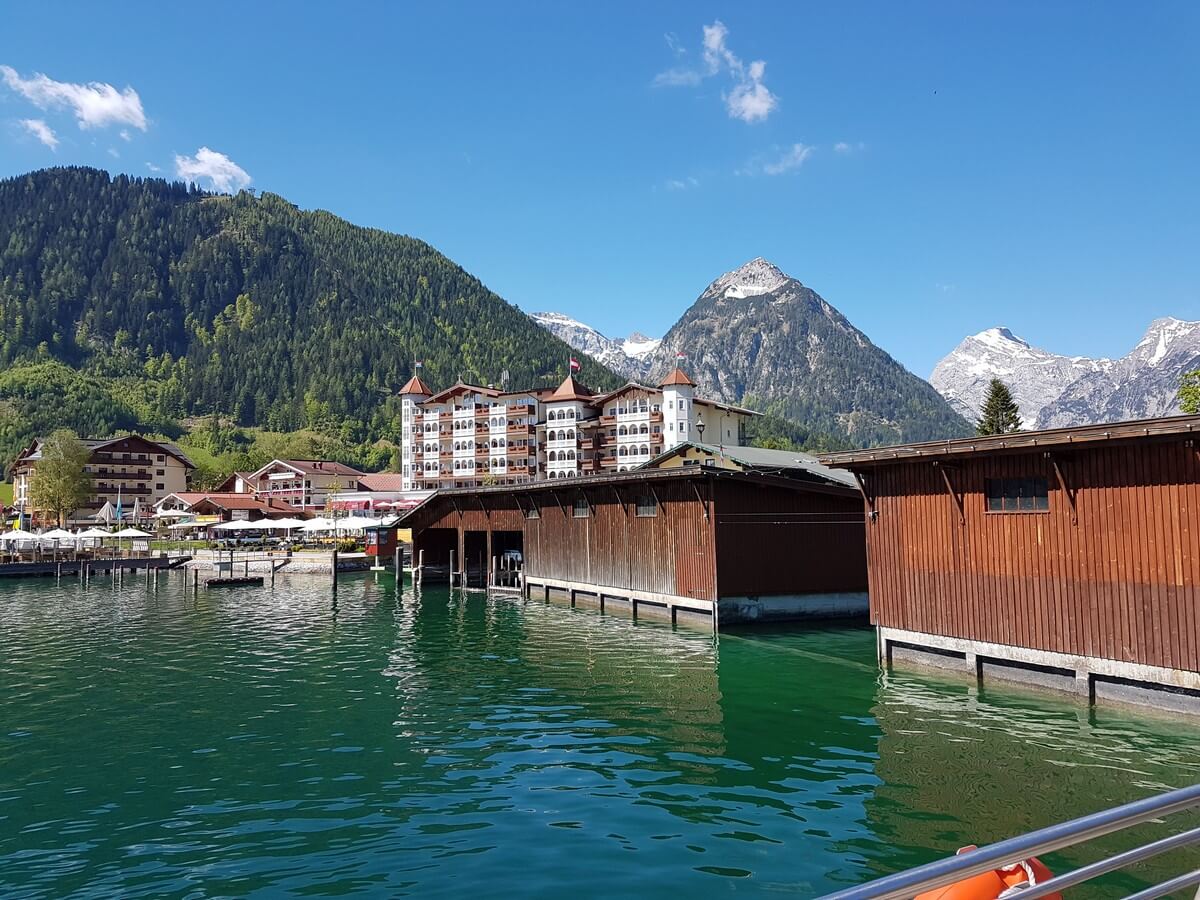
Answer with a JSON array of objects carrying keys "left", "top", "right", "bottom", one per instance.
[{"left": 398, "top": 368, "right": 756, "bottom": 491}]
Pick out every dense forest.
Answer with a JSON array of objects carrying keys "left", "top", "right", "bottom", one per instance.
[{"left": 0, "top": 167, "right": 620, "bottom": 470}]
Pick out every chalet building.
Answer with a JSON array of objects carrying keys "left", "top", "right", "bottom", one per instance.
[
  {"left": 822, "top": 415, "right": 1200, "bottom": 713},
  {"left": 398, "top": 368, "right": 756, "bottom": 492},
  {"left": 12, "top": 435, "right": 193, "bottom": 525},
  {"left": 154, "top": 491, "right": 295, "bottom": 523},
  {"left": 243, "top": 459, "right": 366, "bottom": 511},
  {"left": 397, "top": 467, "right": 868, "bottom": 627}
]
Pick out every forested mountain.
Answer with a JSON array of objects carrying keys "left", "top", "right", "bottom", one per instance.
[{"left": 0, "top": 167, "right": 618, "bottom": 469}]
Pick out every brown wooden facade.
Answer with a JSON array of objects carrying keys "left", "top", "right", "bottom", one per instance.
[
  {"left": 823, "top": 416, "right": 1200, "bottom": 677},
  {"left": 398, "top": 468, "right": 867, "bottom": 622}
]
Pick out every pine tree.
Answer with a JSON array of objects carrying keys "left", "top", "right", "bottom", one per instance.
[
  {"left": 1179, "top": 370, "right": 1200, "bottom": 414},
  {"left": 976, "top": 378, "right": 1023, "bottom": 435}
]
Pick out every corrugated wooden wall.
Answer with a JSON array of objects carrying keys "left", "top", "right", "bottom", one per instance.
[
  {"left": 861, "top": 438, "right": 1200, "bottom": 673},
  {"left": 714, "top": 480, "right": 868, "bottom": 597},
  {"left": 523, "top": 481, "right": 717, "bottom": 600}
]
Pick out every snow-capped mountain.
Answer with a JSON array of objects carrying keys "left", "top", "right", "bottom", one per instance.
[
  {"left": 931, "top": 318, "right": 1200, "bottom": 429},
  {"left": 528, "top": 312, "right": 660, "bottom": 380},
  {"left": 930, "top": 327, "right": 1111, "bottom": 426}
]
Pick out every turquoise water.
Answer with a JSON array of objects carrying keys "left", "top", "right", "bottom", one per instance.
[{"left": 1, "top": 572, "right": 1198, "bottom": 897}]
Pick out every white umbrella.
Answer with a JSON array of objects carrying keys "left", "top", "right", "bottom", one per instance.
[
  {"left": 268, "top": 517, "right": 308, "bottom": 530},
  {"left": 113, "top": 527, "right": 152, "bottom": 539},
  {"left": 93, "top": 501, "right": 116, "bottom": 523},
  {"left": 76, "top": 527, "right": 114, "bottom": 539},
  {"left": 168, "top": 520, "right": 204, "bottom": 530},
  {"left": 37, "top": 528, "right": 76, "bottom": 545},
  {"left": 212, "top": 520, "right": 246, "bottom": 531},
  {"left": 300, "top": 517, "right": 335, "bottom": 532},
  {"left": 0, "top": 528, "right": 37, "bottom": 544},
  {"left": 337, "top": 515, "right": 378, "bottom": 532}
]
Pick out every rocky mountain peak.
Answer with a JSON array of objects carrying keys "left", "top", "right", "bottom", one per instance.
[
  {"left": 707, "top": 257, "right": 791, "bottom": 300},
  {"left": 932, "top": 317, "right": 1200, "bottom": 429}
]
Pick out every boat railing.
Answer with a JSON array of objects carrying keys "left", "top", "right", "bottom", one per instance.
[{"left": 819, "top": 783, "right": 1200, "bottom": 900}]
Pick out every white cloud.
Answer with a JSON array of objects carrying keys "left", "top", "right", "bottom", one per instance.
[
  {"left": 664, "top": 32, "right": 685, "bottom": 57},
  {"left": 737, "top": 142, "right": 814, "bottom": 176},
  {"left": 763, "top": 143, "right": 813, "bottom": 175},
  {"left": 19, "top": 118, "right": 58, "bottom": 150},
  {"left": 145, "top": 162, "right": 162, "bottom": 173},
  {"left": 834, "top": 141, "right": 866, "bottom": 154},
  {"left": 653, "top": 67, "right": 703, "bottom": 87},
  {"left": 0, "top": 65, "right": 147, "bottom": 131},
  {"left": 107, "top": 147, "right": 120, "bottom": 158},
  {"left": 665, "top": 176, "right": 699, "bottom": 191},
  {"left": 727, "top": 60, "right": 777, "bottom": 123},
  {"left": 174, "top": 147, "right": 252, "bottom": 193},
  {"left": 654, "top": 21, "right": 778, "bottom": 124}
]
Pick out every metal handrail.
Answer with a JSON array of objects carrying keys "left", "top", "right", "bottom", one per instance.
[{"left": 819, "top": 783, "right": 1200, "bottom": 900}]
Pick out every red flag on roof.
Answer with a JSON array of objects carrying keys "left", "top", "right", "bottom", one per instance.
[{"left": 569, "top": 357, "right": 581, "bottom": 373}]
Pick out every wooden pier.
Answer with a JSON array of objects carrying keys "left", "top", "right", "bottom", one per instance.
[{"left": 0, "top": 556, "right": 191, "bottom": 579}]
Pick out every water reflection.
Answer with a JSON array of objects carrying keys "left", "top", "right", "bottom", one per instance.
[{"left": 1, "top": 575, "right": 1198, "bottom": 898}]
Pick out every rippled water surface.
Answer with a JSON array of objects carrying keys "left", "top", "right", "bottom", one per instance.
[{"left": 2, "top": 573, "right": 1198, "bottom": 897}]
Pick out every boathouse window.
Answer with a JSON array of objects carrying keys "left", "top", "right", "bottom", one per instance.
[
  {"left": 524, "top": 504, "right": 540, "bottom": 519},
  {"left": 985, "top": 477, "right": 1049, "bottom": 512},
  {"left": 635, "top": 494, "right": 657, "bottom": 517},
  {"left": 573, "top": 497, "right": 589, "bottom": 518}
]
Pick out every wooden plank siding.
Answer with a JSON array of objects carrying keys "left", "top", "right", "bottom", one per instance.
[
  {"left": 713, "top": 479, "right": 867, "bottom": 597},
  {"left": 400, "top": 469, "right": 867, "bottom": 607},
  {"left": 856, "top": 437, "right": 1200, "bottom": 673},
  {"left": 523, "top": 480, "right": 718, "bottom": 601}
]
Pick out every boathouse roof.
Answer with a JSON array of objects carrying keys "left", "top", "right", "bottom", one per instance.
[{"left": 820, "top": 413, "right": 1200, "bottom": 468}]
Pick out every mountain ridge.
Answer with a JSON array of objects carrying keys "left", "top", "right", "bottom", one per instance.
[
  {"left": 534, "top": 258, "right": 971, "bottom": 447},
  {"left": 931, "top": 318, "right": 1200, "bottom": 428}
]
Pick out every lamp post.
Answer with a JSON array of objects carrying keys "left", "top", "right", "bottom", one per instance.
[{"left": 696, "top": 414, "right": 705, "bottom": 443}]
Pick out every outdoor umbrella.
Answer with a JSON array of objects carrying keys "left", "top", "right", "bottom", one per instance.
[
  {"left": 300, "top": 517, "right": 334, "bottom": 532},
  {"left": 38, "top": 528, "right": 77, "bottom": 545},
  {"left": 93, "top": 501, "right": 116, "bottom": 524},
  {"left": 0, "top": 528, "right": 37, "bottom": 544},
  {"left": 113, "top": 528, "right": 152, "bottom": 539}
]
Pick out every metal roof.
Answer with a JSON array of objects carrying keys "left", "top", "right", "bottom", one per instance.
[
  {"left": 643, "top": 441, "right": 857, "bottom": 488},
  {"left": 820, "top": 414, "right": 1200, "bottom": 468},
  {"left": 396, "top": 465, "right": 858, "bottom": 526}
]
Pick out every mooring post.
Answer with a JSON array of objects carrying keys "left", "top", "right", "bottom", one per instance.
[
  {"left": 192, "top": 568, "right": 198, "bottom": 592},
  {"left": 393, "top": 546, "right": 400, "bottom": 580},
  {"left": 417, "top": 549, "right": 424, "bottom": 586},
  {"left": 449, "top": 549, "right": 455, "bottom": 588},
  {"left": 332, "top": 549, "right": 339, "bottom": 588},
  {"left": 491, "top": 555, "right": 498, "bottom": 588}
]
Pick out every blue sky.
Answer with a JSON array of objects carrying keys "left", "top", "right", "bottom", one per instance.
[{"left": 1, "top": 2, "right": 1197, "bottom": 377}]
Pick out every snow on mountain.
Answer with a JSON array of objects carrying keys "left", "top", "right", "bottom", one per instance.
[
  {"left": 930, "top": 327, "right": 1110, "bottom": 426},
  {"left": 529, "top": 312, "right": 658, "bottom": 380},
  {"left": 931, "top": 318, "right": 1200, "bottom": 429}
]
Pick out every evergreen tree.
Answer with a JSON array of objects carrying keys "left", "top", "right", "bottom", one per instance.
[
  {"left": 1179, "top": 370, "right": 1200, "bottom": 414},
  {"left": 976, "top": 378, "right": 1023, "bottom": 435},
  {"left": 28, "top": 429, "right": 91, "bottom": 526}
]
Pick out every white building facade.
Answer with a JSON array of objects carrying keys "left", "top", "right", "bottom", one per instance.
[{"left": 399, "top": 368, "right": 754, "bottom": 489}]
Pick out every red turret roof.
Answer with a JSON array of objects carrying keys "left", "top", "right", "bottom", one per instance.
[
  {"left": 549, "top": 374, "right": 594, "bottom": 401},
  {"left": 398, "top": 375, "right": 433, "bottom": 396},
  {"left": 659, "top": 367, "right": 696, "bottom": 387}
]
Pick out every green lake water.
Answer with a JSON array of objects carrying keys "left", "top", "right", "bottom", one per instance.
[{"left": 1, "top": 572, "right": 1198, "bottom": 898}]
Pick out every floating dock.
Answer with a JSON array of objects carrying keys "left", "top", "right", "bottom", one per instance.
[{"left": 0, "top": 556, "right": 191, "bottom": 579}]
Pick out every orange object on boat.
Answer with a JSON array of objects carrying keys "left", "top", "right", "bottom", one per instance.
[{"left": 915, "top": 845, "right": 1061, "bottom": 900}]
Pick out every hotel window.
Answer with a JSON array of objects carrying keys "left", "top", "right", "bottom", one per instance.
[
  {"left": 156, "top": 483, "right": 165, "bottom": 491},
  {"left": 635, "top": 494, "right": 657, "bottom": 517},
  {"left": 573, "top": 497, "right": 589, "bottom": 518},
  {"left": 985, "top": 477, "right": 1049, "bottom": 512}
]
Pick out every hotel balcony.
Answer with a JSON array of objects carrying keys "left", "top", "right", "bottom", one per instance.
[
  {"left": 507, "top": 423, "right": 535, "bottom": 435},
  {"left": 92, "top": 453, "right": 153, "bottom": 465},
  {"left": 87, "top": 469, "right": 152, "bottom": 480}
]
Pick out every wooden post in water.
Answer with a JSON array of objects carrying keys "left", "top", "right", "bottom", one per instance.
[
  {"left": 417, "top": 550, "right": 424, "bottom": 586},
  {"left": 393, "top": 546, "right": 400, "bottom": 581},
  {"left": 331, "top": 549, "right": 339, "bottom": 593},
  {"left": 192, "top": 568, "right": 198, "bottom": 592},
  {"left": 449, "top": 549, "right": 455, "bottom": 588}
]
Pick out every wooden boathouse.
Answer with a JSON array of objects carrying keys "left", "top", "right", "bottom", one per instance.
[
  {"left": 822, "top": 414, "right": 1200, "bottom": 712},
  {"left": 396, "top": 467, "right": 868, "bottom": 627}
]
